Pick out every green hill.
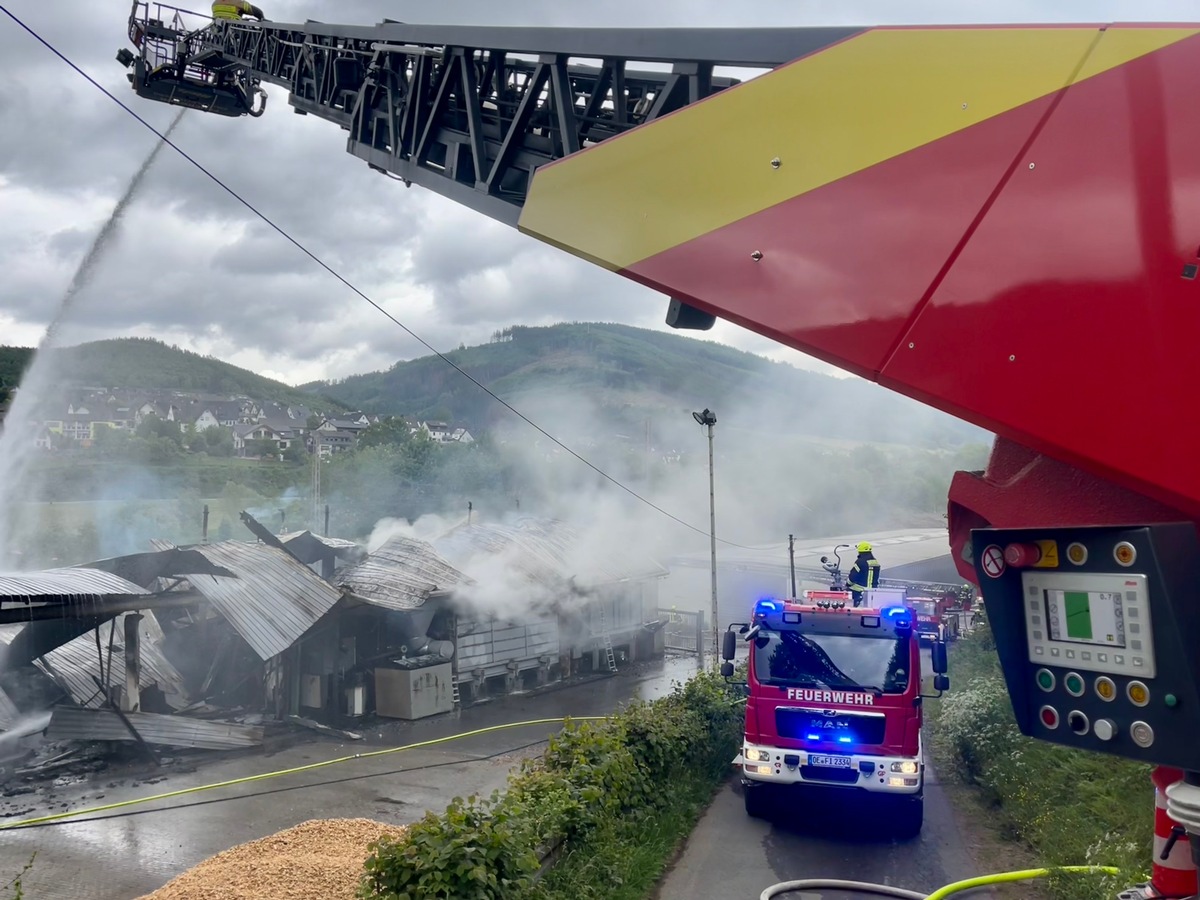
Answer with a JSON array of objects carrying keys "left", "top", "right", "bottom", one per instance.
[
  {"left": 0, "top": 346, "right": 33, "bottom": 403},
  {"left": 1, "top": 338, "right": 344, "bottom": 411},
  {"left": 303, "top": 322, "right": 989, "bottom": 449}
]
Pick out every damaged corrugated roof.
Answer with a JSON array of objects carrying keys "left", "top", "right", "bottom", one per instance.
[
  {"left": 0, "top": 684, "right": 16, "bottom": 730},
  {"left": 434, "top": 517, "right": 668, "bottom": 590},
  {"left": 278, "top": 531, "right": 367, "bottom": 566},
  {"left": 336, "top": 535, "right": 470, "bottom": 611},
  {"left": 0, "top": 568, "right": 150, "bottom": 600},
  {"left": 0, "top": 613, "right": 188, "bottom": 710},
  {"left": 152, "top": 540, "right": 343, "bottom": 660}
]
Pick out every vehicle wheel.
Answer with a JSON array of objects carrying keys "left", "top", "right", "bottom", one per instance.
[
  {"left": 743, "top": 781, "right": 771, "bottom": 819},
  {"left": 892, "top": 796, "right": 923, "bottom": 839}
]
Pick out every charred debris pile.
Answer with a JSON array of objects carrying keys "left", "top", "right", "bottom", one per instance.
[{"left": 0, "top": 512, "right": 669, "bottom": 788}]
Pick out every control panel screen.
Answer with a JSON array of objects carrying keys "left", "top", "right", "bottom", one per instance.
[
  {"left": 1045, "top": 589, "right": 1125, "bottom": 648},
  {"left": 1021, "top": 570, "right": 1153, "bottom": 679}
]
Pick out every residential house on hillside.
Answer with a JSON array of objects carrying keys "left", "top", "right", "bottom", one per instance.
[
  {"left": 415, "top": 421, "right": 474, "bottom": 444},
  {"left": 318, "top": 413, "right": 375, "bottom": 435},
  {"left": 259, "top": 401, "right": 316, "bottom": 424},
  {"left": 186, "top": 398, "right": 259, "bottom": 431},
  {"left": 308, "top": 429, "right": 356, "bottom": 458},
  {"left": 233, "top": 422, "right": 298, "bottom": 457}
]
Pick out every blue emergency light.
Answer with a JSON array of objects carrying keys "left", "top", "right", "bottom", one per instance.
[{"left": 755, "top": 598, "right": 780, "bottom": 617}]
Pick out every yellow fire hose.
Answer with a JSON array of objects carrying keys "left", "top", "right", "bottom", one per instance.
[
  {"left": 760, "top": 866, "right": 1121, "bottom": 899},
  {"left": 0, "top": 715, "right": 609, "bottom": 830}
]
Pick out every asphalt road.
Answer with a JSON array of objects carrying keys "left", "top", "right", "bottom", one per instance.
[
  {"left": 0, "top": 656, "right": 702, "bottom": 900},
  {"left": 657, "top": 761, "right": 985, "bottom": 900}
]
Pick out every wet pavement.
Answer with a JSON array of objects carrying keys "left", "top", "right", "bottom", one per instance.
[
  {"left": 0, "top": 655, "right": 703, "bottom": 900},
  {"left": 656, "top": 761, "right": 993, "bottom": 900}
]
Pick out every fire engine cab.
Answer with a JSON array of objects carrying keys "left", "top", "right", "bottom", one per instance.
[{"left": 722, "top": 590, "right": 950, "bottom": 838}]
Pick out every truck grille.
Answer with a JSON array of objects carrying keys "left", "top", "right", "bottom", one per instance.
[
  {"left": 800, "top": 765, "right": 861, "bottom": 784},
  {"left": 776, "top": 708, "right": 887, "bottom": 744}
]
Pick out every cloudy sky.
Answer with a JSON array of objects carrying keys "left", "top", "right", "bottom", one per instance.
[{"left": 0, "top": 1, "right": 1194, "bottom": 386}]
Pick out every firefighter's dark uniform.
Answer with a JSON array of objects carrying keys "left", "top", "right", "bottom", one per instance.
[
  {"left": 212, "top": 1, "right": 264, "bottom": 20},
  {"left": 848, "top": 544, "right": 881, "bottom": 607}
]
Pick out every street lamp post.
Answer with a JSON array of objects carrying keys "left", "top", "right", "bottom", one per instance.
[{"left": 692, "top": 408, "right": 718, "bottom": 661}]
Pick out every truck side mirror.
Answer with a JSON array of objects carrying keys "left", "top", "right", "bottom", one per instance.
[
  {"left": 934, "top": 674, "right": 950, "bottom": 692},
  {"left": 720, "top": 661, "right": 734, "bottom": 678},
  {"left": 722, "top": 630, "right": 737, "bottom": 661},
  {"left": 932, "top": 641, "right": 948, "bottom": 674}
]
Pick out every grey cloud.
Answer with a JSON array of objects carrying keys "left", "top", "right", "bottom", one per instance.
[{"left": 0, "top": 0, "right": 1193, "bottom": 391}]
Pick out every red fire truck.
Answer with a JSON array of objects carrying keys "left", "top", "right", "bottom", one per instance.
[{"left": 721, "top": 591, "right": 949, "bottom": 837}]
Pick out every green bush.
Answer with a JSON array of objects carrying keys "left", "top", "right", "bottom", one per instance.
[
  {"left": 359, "top": 672, "right": 743, "bottom": 900},
  {"left": 930, "top": 627, "right": 1153, "bottom": 900}
]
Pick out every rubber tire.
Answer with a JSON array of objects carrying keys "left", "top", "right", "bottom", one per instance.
[
  {"left": 743, "top": 781, "right": 771, "bottom": 820},
  {"left": 893, "top": 795, "right": 924, "bottom": 839}
]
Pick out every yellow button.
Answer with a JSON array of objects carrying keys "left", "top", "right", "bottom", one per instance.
[
  {"left": 1066, "top": 543, "right": 1087, "bottom": 565},
  {"left": 1128, "top": 682, "right": 1149, "bottom": 706},
  {"left": 1114, "top": 542, "right": 1137, "bottom": 566},
  {"left": 1095, "top": 678, "right": 1116, "bottom": 701}
]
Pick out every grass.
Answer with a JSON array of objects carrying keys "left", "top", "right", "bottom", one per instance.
[
  {"left": 927, "top": 626, "right": 1154, "bottom": 900},
  {"left": 528, "top": 771, "right": 724, "bottom": 900}
]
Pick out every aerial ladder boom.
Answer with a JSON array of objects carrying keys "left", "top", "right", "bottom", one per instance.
[
  {"left": 118, "top": 6, "right": 1200, "bottom": 554},
  {"left": 117, "top": 10, "right": 1200, "bottom": 895}
]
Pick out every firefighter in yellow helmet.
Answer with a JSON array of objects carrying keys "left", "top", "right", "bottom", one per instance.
[
  {"left": 847, "top": 541, "right": 881, "bottom": 607},
  {"left": 212, "top": 1, "right": 265, "bottom": 21}
]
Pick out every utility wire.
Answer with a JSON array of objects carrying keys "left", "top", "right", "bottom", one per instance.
[{"left": 0, "top": 5, "right": 766, "bottom": 552}]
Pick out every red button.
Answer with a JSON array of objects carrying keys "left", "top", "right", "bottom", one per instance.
[
  {"left": 1039, "top": 706, "right": 1060, "bottom": 729},
  {"left": 1005, "top": 543, "right": 1042, "bottom": 567}
]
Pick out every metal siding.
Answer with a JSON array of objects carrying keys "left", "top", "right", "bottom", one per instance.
[
  {"left": 454, "top": 617, "right": 560, "bottom": 669},
  {"left": 0, "top": 685, "right": 16, "bottom": 729},
  {"left": 0, "top": 568, "right": 149, "bottom": 599},
  {"left": 30, "top": 613, "right": 189, "bottom": 710},
  {"left": 156, "top": 541, "right": 343, "bottom": 660},
  {"left": 46, "top": 706, "right": 263, "bottom": 749}
]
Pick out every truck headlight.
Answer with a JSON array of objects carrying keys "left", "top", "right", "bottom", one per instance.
[
  {"left": 890, "top": 761, "right": 918, "bottom": 774},
  {"left": 747, "top": 749, "right": 772, "bottom": 762}
]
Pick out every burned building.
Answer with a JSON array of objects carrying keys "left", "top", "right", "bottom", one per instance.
[{"left": 0, "top": 514, "right": 669, "bottom": 756}]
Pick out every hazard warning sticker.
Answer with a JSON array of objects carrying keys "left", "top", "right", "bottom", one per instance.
[{"left": 981, "top": 544, "right": 1006, "bottom": 579}]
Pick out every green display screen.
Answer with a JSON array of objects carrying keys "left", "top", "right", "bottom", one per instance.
[
  {"left": 1044, "top": 589, "right": 1125, "bottom": 648},
  {"left": 1063, "top": 591, "right": 1093, "bottom": 640}
]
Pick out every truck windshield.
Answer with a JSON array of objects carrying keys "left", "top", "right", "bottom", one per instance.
[{"left": 752, "top": 630, "right": 910, "bottom": 694}]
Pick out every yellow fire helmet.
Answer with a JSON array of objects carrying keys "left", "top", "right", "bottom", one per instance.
[{"left": 857, "top": 541, "right": 873, "bottom": 553}]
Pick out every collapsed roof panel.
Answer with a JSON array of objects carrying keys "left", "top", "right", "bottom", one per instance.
[
  {"left": 336, "top": 535, "right": 469, "bottom": 611},
  {"left": 0, "top": 684, "right": 16, "bottom": 730},
  {"left": 0, "top": 613, "right": 188, "bottom": 711},
  {"left": 46, "top": 706, "right": 263, "bottom": 750},
  {"left": 153, "top": 540, "right": 344, "bottom": 660},
  {"left": 0, "top": 568, "right": 150, "bottom": 601}
]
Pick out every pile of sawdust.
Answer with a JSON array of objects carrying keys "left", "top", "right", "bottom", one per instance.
[{"left": 138, "top": 818, "right": 407, "bottom": 900}]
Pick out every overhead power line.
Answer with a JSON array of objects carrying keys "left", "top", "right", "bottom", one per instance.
[{"left": 0, "top": 5, "right": 766, "bottom": 550}]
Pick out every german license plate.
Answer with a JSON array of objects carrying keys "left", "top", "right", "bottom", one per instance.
[{"left": 808, "top": 754, "right": 851, "bottom": 768}]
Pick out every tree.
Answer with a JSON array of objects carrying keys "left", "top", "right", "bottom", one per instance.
[
  {"left": 204, "top": 426, "right": 235, "bottom": 457},
  {"left": 306, "top": 413, "right": 324, "bottom": 432},
  {"left": 246, "top": 438, "right": 278, "bottom": 459},
  {"left": 357, "top": 416, "right": 413, "bottom": 449},
  {"left": 282, "top": 441, "right": 307, "bottom": 464}
]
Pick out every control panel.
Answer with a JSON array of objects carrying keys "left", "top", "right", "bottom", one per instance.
[{"left": 972, "top": 524, "right": 1200, "bottom": 770}]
